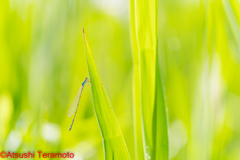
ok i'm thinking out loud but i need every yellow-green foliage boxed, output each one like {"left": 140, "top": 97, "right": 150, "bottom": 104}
{"left": 1, "top": 0, "right": 240, "bottom": 160}
{"left": 83, "top": 30, "right": 130, "bottom": 160}
{"left": 131, "top": 0, "right": 169, "bottom": 159}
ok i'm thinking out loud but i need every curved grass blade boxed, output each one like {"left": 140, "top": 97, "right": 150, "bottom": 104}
{"left": 83, "top": 29, "right": 130, "bottom": 160}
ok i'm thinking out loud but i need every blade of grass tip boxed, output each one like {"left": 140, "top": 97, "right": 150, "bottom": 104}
{"left": 130, "top": 0, "right": 144, "bottom": 159}
{"left": 83, "top": 28, "right": 130, "bottom": 160}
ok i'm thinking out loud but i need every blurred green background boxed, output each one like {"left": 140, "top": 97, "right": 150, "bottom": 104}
{"left": 0, "top": 0, "right": 240, "bottom": 160}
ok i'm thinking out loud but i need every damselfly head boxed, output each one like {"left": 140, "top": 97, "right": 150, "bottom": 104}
{"left": 85, "top": 77, "right": 91, "bottom": 84}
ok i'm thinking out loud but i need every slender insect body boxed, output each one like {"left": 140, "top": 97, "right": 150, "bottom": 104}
{"left": 68, "top": 77, "right": 89, "bottom": 131}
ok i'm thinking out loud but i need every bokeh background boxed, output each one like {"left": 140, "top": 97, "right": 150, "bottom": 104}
{"left": 0, "top": 0, "right": 240, "bottom": 160}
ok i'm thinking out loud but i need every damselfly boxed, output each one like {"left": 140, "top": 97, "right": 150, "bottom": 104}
{"left": 68, "top": 77, "right": 89, "bottom": 131}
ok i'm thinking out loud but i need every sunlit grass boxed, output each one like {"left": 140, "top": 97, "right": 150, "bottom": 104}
{"left": 83, "top": 29, "right": 130, "bottom": 160}
{"left": 1, "top": 0, "right": 240, "bottom": 160}
{"left": 131, "top": 0, "right": 169, "bottom": 159}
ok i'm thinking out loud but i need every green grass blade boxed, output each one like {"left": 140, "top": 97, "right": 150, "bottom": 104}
{"left": 134, "top": 0, "right": 169, "bottom": 159}
{"left": 83, "top": 29, "right": 130, "bottom": 160}
{"left": 152, "top": 54, "right": 169, "bottom": 160}
{"left": 130, "top": 0, "right": 144, "bottom": 159}
{"left": 135, "top": 0, "right": 158, "bottom": 158}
